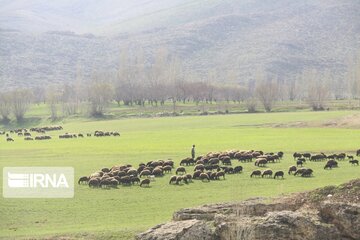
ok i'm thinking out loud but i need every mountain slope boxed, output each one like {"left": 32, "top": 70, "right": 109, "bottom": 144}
{"left": 0, "top": 0, "right": 359, "bottom": 89}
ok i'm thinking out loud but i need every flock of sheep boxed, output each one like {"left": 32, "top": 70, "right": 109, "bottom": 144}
{"left": 78, "top": 149, "right": 359, "bottom": 189}
{"left": 1, "top": 126, "right": 120, "bottom": 141}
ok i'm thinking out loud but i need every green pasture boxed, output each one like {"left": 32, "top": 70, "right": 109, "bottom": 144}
{"left": 0, "top": 111, "right": 359, "bottom": 239}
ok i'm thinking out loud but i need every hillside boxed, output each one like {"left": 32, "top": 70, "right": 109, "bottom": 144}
{"left": 0, "top": 0, "right": 360, "bottom": 89}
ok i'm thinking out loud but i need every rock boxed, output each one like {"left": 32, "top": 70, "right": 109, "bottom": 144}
{"left": 215, "top": 211, "right": 342, "bottom": 240}
{"left": 319, "top": 202, "right": 360, "bottom": 240}
{"left": 137, "top": 179, "right": 360, "bottom": 240}
{"left": 135, "top": 219, "right": 216, "bottom": 240}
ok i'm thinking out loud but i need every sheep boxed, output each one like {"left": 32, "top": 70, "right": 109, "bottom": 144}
{"left": 301, "top": 168, "right": 313, "bottom": 177}
{"left": 169, "top": 175, "right": 177, "bottom": 184}
{"left": 78, "top": 176, "right": 89, "bottom": 184}
{"left": 194, "top": 164, "right": 205, "bottom": 172}
{"left": 6, "top": 137, "right": 14, "bottom": 142}
{"left": 199, "top": 173, "right": 210, "bottom": 182}
{"left": 296, "top": 160, "right": 304, "bottom": 167}
{"left": 261, "top": 169, "right": 273, "bottom": 178}
{"left": 24, "top": 137, "right": 33, "bottom": 141}
{"left": 293, "top": 152, "right": 302, "bottom": 160}
{"left": 255, "top": 159, "right": 267, "bottom": 167}
{"left": 233, "top": 166, "right": 243, "bottom": 174}
{"left": 175, "top": 167, "right": 186, "bottom": 175}
{"left": 152, "top": 168, "right": 163, "bottom": 177}
{"left": 140, "top": 179, "right": 150, "bottom": 187}
{"left": 288, "top": 166, "right": 297, "bottom": 175}
{"left": 250, "top": 170, "right": 261, "bottom": 177}
{"left": 163, "top": 165, "right": 172, "bottom": 173}
{"left": 193, "top": 170, "right": 202, "bottom": 180}
{"left": 216, "top": 171, "right": 225, "bottom": 180}
{"left": 176, "top": 176, "right": 184, "bottom": 185}
{"left": 274, "top": 171, "right": 284, "bottom": 179}
{"left": 130, "top": 176, "right": 140, "bottom": 184}
{"left": 349, "top": 159, "right": 359, "bottom": 165}
{"left": 88, "top": 178, "right": 100, "bottom": 187}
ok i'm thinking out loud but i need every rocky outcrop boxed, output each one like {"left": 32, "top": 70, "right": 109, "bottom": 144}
{"left": 137, "top": 179, "right": 360, "bottom": 240}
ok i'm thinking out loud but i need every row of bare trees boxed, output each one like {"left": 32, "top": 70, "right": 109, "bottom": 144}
{"left": 1, "top": 50, "right": 359, "bottom": 122}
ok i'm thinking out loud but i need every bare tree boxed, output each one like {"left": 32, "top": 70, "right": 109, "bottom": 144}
{"left": 305, "top": 70, "right": 329, "bottom": 111}
{"left": 11, "top": 89, "right": 33, "bottom": 121}
{"left": 0, "top": 92, "right": 12, "bottom": 122}
{"left": 87, "top": 81, "right": 113, "bottom": 117}
{"left": 46, "top": 87, "right": 61, "bottom": 121}
{"left": 256, "top": 77, "right": 278, "bottom": 112}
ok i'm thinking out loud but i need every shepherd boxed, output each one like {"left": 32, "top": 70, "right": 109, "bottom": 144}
{"left": 191, "top": 145, "right": 196, "bottom": 159}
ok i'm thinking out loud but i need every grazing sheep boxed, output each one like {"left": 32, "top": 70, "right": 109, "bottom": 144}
{"left": 233, "top": 166, "right": 243, "bottom": 174}
{"left": 301, "top": 168, "right": 313, "bottom": 177}
{"left": 261, "top": 169, "right": 273, "bottom": 178}
{"left": 175, "top": 167, "right": 186, "bottom": 175}
{"left": 185, "top": 174, "right": 192, "bottom": 182}
{"left": 349, "top": 160, "right": 359, "bottom": 165}
{"left": 152, "top": 168, "right": 163, "bottom": 177}
{"left": 347, "top": 155, "right": 354, "bottom": 160}
{"left": 194, "top": 164, "right": 205, "bottom": 172}
{"left": 294, "top": 168, "right": 307, "bottom": 176}
{"left": 176, "top": 176, "right": 184, "bottom": 185}
{"left": 130, "top": 176, "right": 140, "bottom": 184}
{"left": 180, "top": 157, "right": 191, "bottom": 166}
{"left": 274, "top": 171, "right": 284, "bottom": 179}
{"left": 250, "top": 170, "right": 261, "bottom": 178}
{"left": 169, "top": 175, "right": 177, "bottom": 184}
{"left": 109, "top": 178, "right": 119, "bottom": 188}
{"left": 296, "top": 160, "right": 304, "bottom": 167}
{"left": 326, "top": 160, "right": 338, "bottom": 168}
{"left": 140, "top": 179, "right": 150, "bottom": 187}
{"left": 288, "top": 166, "right": 297, "bottom": 175}
{"left": 303, "top": 153, "right": 311, "bottom": 159}
{"left": 100, "top": 179, "right": 111, "bottom": 188}
{"left": 24, "top": 137, "right": 33, "bottom": 141}
{"left": 6, "top": 137, "right": 14, "bottom": 142}
{"left": 163, "top": 165, "right": 172, "bottom": 173}
{"left": 357, "top": 149, "right": 360, "bottom": 156}
{"left": 255, "top": 159, "right": 267, "bottom": 167}
{"left": 139, "top": 169, "right": 151, "bottom": 177}
{"left": 119, "top": 176, "right": 131, "bottom": 185}
{"left": 88, "top": 178, "right": 100, "bottom": 187}
{"left": 193, "top": 170, "right": 202, "bottom": 180}
{"left": 199, "top": 173, "right": 210, "bottom": 182}
{"left": 293, "top": 152, "right": 302, "bottom": 160}
{"left": 216, "top": 171, "right": 225, "bottom": 180}
{"left": 78, "top": 176, "right": 89, "bottom": 184}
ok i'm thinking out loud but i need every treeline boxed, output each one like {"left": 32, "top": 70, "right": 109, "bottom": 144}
{"left": 1, "top": 50, "right": 360, "bottom": 122}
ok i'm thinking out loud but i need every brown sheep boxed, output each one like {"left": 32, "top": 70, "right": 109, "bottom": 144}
{"left": 194, "top": 164, "right": 205, "bottom": 172}
{"left": 163, "top": 165, "right": 172, "bottom": 173}
{"left": 261, "top": 169, "right": 273, "bottom": 178}
{"left": 88, "top": 178, "right": 100, "bottom": 187}
{"left": 255, "top": 159, "right": 267, "bottom": 167}
{"left": 176, "top": 176, "right": 184, "bottom": 185}
{"left": 169, "top": 175, "right": 177, "bottom": 184}
{"left": 250, "top": 170, "right": 261, "bottom": 177}
{"left": 233, "top": 166, "right": 243, "bottom": 174}
{"left": 193, "top": 170, "right": 202, "bottom": 179}
{"left": 216, "top": 171, "right": 225, "bottom": 180}
{"left": 274, "top": 171, "right": 284, "bottom": 179}
{"left": 288, "top": 166, "right": 297, "bottom": 175}
{"left": 139, "top": 169, "right": 151, "bottom": 178}
{"left": 140, "top": 179, "right": 150, "bottom": 187}
{"left": 176, "top": 167, "right": 186, "bottom": 175}
{"left": 301, "top": 168, "right": 313, "bottom": 177}
{"left": 78, "top": 176, "right": 89, "bottom": 184}
{"left": 349, "top": 160, "right": 359, "bottom": 165}
{"left": 152, "top": 168, "right": 163, "bottom": 177}
{"left": 199, "top": 173, "right": 210, "bottom": 182}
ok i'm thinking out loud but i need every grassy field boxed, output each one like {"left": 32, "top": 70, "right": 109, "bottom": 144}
{"left": 0, "top": 111, "right": 360, "bottom": 239}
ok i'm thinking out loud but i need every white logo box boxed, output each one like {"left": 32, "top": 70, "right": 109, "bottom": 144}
{"left": 3, "top": 167, "right": 74, "bottom": 198}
